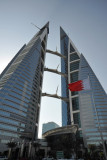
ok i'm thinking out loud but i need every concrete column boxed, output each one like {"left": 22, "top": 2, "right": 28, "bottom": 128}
{"left": 20, "top": 140, "right": 24, "bottom": 157}
{"left": 28, "top": 142, "right": 32, "bottom": 158}
{"left": 8, "top": 148, "right": 11, "bottom": 159}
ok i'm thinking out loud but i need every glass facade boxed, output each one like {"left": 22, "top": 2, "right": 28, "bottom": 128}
{"left": 70, "top": 71, "right": 78, "bottom": 83}
{"left": 69, "top": 45, "right": 81, "bottom": 130}
{"left": 70, "top": 53, "right": 80, "bottom": 61}
{"left": 60, "top": 27, "right": 71, "bottom": 126}
{"left": 42, "top": 122, "right": 59, "bottom": 134}
{"left": 60, "top": 27, "right": 107, "bottom": 147}
{"left": 79, "top": 54, "right": 107, "bottom": 146}
{"left": 72, "top": 97, "right": 79, "bottom": 111}
{"left": 70, "top": 61, "right": 79, "bottom": 72}
{"left": 0, "top": 23, "right": 49, "bottom": 150}
{"left": 73, "top": 112, "right": 81, "bottom": 128}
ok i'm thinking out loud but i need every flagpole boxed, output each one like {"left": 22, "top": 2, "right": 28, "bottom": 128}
{"left": 88, "top": 74, "right": 107, "bottom": 160}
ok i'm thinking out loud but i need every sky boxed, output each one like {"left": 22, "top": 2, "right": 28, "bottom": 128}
{"left": 0, "top": 0, "right": 107, "bottom": 138}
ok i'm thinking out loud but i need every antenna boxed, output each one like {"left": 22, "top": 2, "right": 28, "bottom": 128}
{"left": 56, "top": 46, "right": 58, "bottom": 52}
{"left": 56, "top": 85, "right": 59, "bottom": 95}
{"left": 56, "top": 64, "right": 60, "bottom": 70}
{"left": 31, "top": 23, "right": 41, "bottom": 30}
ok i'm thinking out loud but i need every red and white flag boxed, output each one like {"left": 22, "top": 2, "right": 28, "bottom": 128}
{"left": 68, "top": 78, "right": 90, "bottom": 91}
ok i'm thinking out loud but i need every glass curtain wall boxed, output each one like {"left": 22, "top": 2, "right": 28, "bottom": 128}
{"left": 60, "top": 27, "right": 71, "bottom": 126}
{"left": 0, "top": 23, "right": 49, "bottom": 151}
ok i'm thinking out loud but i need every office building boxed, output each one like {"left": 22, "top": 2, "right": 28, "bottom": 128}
{"left": 0, "top": 22, "right": 49, "bottom": 151}
{"left": 60, "top": 27, "right": 107, "bottom": 146}
{"left": 42, "top": 122, "right": 60, "bottom": 135}
{"left": 0, "top": 22, "right": 107, "bottom": 150}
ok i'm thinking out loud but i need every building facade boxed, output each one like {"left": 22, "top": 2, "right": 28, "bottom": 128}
{"left": 42, "top": 122, "right": 60, "bottom": 135}
{"left": 60, "top": 27, "right": 71, "bottom": 126}
{"left": 0, "top": 23, "right": 49, "bottom": 151}
{"left": 60, "top": 27, "right": 107, "bottom": 146}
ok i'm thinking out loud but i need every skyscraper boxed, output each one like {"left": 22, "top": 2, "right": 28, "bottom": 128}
{"left": 60, "top": 27, "right": 107, "bottom": 146}
{"left": 0, "top": 22, "right": 49, "bottom": 151}
{"left": 0, "top": 22, "right": 107, "bottom": 151}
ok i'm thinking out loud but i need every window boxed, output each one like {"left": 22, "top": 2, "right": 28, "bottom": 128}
{"left": 73, "top": 112, "right": 81, "bottom": 127}
{"left": 70, "top": 72, "right": 78, "bottom": 83}
{"left": 0, "top": 105, "right": 26, "bottom": 117}
{"left": 70, "top": 53, "right": 80, "bottom": 62}
{"left": 71, "top": 91, "right": 78, "bottom": 96}
{"left": 72, "top": 97, "right": 79, "bottom": 111}
{"left": 0, "top": 130, "right": 19, "bottom": 138}
{"left": 70, "top": 44, "right": 75, "bottom": 53}
{"left": 70, "top": 61, "right": 79, "bottom": 72}
{"left": 0, "top": 123, "right": 24, "bottom": 132}
{"left": 0, "top": 117, "right": 25, "bottom": 127}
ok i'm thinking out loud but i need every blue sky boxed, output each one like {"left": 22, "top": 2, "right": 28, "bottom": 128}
{"left": 0, "top": 0, "right": 107, "bottom": 137}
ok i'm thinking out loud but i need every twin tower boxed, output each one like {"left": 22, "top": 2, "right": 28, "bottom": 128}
{"left": 0, "top": 22, "right": 107, "bottom": 151}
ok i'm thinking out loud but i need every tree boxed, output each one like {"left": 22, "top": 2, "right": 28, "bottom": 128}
{"left": 46, "top": 133, "right": 76, "bottom": 159}
{"left": 88, "top": 144, "right": 96, "bottom": 152}
{"left": 88, "top": 144, "right": 97, "bottom": 159}
{"left": 33, "top": 141, "right": 41, "bottom": 157}
{"left": 7, "top": 141, "right": 17, "bottom": 159}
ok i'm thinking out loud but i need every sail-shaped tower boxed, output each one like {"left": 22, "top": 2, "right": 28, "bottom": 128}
{"left": 60, "top": 27, "right": 107, "bottom": 146}
{"left": 0, "top": 22, "right": 49, "bottom": 151}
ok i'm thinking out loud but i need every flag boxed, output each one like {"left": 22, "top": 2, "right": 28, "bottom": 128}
{"left": 68, "top": 78, "right": 90, "bottom": 91}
